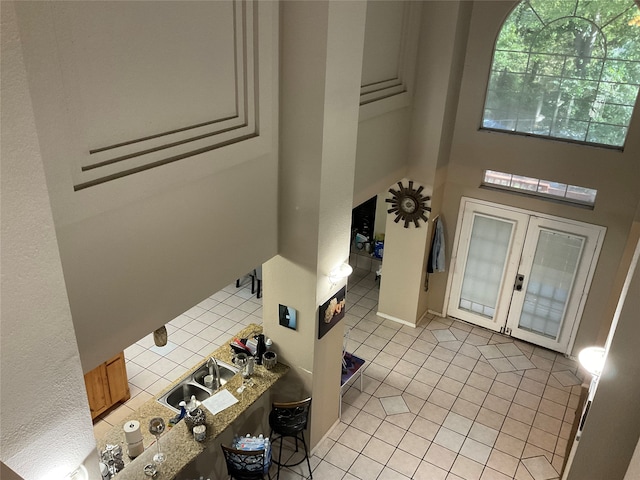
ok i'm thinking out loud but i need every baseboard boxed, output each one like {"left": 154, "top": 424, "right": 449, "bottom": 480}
{"left": 377, "top": 309, "right": 446, "bottom": 328}
{"left": 311, "top": 417, "right": 340, "bottom": 456}
{"left": 376, "top": 311, "right": 417, "bottom": 328}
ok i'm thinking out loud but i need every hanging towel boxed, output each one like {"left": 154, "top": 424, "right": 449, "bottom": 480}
{"left": 427, "top": 217, "right": 446, "bottom": 273}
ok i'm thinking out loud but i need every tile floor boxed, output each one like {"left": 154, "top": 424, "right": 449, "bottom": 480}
{"left": 93, "top": 267, "right": 584, "bottom": 480}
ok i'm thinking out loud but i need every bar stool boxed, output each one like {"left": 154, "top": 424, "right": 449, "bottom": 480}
{"left": 235, "top": 267, "right": 262, "bottom": 299}
{"left": 268, "top": 398, "right": 312, "bottom": 480}
{"left": 221, "top": 444, "right": 272, "bottom": 480}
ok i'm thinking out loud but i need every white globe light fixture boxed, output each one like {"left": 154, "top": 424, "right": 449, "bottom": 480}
{"left": 578, "top": 346, "right": 607, "bottom": 377}
{"left": 329, "top": 263, "right": 353, "bottom": 285}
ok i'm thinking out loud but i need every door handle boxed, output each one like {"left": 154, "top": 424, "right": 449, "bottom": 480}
{"left": 514, "top": 274, "right": 525, "bottom": 291}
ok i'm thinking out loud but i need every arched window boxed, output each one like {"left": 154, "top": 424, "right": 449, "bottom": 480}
{"left": 482, "top": 0, "right": 640, "bottom": 148}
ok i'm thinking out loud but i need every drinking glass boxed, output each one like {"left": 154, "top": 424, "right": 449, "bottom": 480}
{"left": 148, "top": 417, "right": 166, "bottom": 464}
{"left": 234, "top": 354, "right": 249, "bottom": 401}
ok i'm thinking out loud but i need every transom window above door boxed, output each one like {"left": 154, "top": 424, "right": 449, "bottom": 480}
{"left": 482, "top": 0, "right": 640, "bottom": 148}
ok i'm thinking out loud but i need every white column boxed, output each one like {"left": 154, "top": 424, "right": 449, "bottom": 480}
{"left": 263, "top": 0, "right": 366, "bottom": 448}
{"left": 377, "top": 192, "right": 432, "bottom": 326}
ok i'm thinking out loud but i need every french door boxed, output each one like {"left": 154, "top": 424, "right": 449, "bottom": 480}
{"left": 447, "top": 199, "right": 605, "bottom": 353}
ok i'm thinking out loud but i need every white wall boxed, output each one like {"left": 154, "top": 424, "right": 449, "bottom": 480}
{"left": 567, "top": 235, "right": 640, "bottom": 479}
{"left": 1, "top": 4, "right": 98, "bottom": 478}
{"left": 624, "top": 438, "right": 640, "bottom": 480}
{"left": 14, "top": 1, "right": 280, "bottom": 371}
{"left": 354, "top": 108, "right": 411, "bottom": 207}
{"left": 374, "top": 1, "right": 472, "bottom": 325}
{"left": 407, "top": 1, "right": 471, "bottom": 185}
{"left": 353, "top": 1, "right": 422, "bottom": 207}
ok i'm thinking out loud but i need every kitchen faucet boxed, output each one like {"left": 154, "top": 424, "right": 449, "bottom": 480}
{"left": 207, "top": 357, "right": 220, "bottom": 390}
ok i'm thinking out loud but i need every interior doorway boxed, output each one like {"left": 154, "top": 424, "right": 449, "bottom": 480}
{"left": 351, "top": 195, "right": 377, "bottom": 254}
{"left": 349, "top": 195, "right": 385, "bottom": 274}
{"left": 446, "top": 198, "right": 606, "bottom": 354}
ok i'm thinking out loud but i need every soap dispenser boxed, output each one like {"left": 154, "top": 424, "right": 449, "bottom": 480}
{"left": 184, "top": 395, "right": 206, "bottom": 432}
{"left": 168, "top": 401, "right": 187, "bottom": 428}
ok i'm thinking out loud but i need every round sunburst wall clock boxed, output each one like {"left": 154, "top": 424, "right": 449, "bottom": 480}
{"left": 386, "top": 180, "right": 431, "bottom": 228}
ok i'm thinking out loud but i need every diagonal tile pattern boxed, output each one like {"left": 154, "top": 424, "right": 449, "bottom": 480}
{"left": 92, "top": 264, "right": 583, "bottom": 480}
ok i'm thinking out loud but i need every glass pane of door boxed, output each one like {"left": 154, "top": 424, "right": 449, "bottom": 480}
{"left": 448, "top": 199, "right": 605, "bottom": 353}
{"left": 507, "top": 215, "right": 604, "bottom": 353}
{"left": 518, "top": 229, "right": 585, "bottom": 339}
{"left": 459, "top": 215, "right": 514, "bottom": 318}
{"left": 447, "top": 200, "right": 529, "bottom": 332}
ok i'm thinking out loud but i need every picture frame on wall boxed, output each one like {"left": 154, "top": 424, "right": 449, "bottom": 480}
{"left": 279, "top": 304, "right": 297, "bottom": 330}
{"left": 318, "top": 286, "right": 346, "bottom": 339}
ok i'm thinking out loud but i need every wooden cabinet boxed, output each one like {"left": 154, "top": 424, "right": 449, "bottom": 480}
{"left": 84, "top": 352, "right": 130, "bottom": 420}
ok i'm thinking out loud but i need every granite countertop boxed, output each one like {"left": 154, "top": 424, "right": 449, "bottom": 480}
{"left": 98, "top": 324, "right": 288, "bottom": 480}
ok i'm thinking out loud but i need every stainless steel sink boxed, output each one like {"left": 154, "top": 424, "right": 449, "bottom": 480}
{"left": 192, "top": 361, "right": 238, "bottom": 388}
{"left": 157, "top": 359, "right": 239, "bottom": 412}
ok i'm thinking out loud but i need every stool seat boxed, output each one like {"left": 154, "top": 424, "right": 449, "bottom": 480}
{"left": 268, "top": 398, "right": 312, "bottom": 479}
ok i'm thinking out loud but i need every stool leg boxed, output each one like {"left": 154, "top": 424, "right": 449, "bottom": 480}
{"left": 275, "top": 435, "right": 283, "bottom": 480}
{"left": 300, "top": 433, "right": 312, "bottom": 479}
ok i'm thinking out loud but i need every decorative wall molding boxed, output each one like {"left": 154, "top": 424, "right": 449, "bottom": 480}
{"left": 359, "top": 1, "right": 421, "bottom": 110}
{"left": 53, "top": 1, "right": 261, "bottom": 191}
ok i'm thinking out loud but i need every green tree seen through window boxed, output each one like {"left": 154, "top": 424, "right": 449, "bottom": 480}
{"left": 483, "top": 0, "right": 640, "bottom": 148}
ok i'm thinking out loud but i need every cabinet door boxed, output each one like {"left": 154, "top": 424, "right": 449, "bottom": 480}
{"left": 106, "top": 352, "right": 130, "bottom": 404}
{"left": 84, "top": 364, "right": 110, "bottom": 419}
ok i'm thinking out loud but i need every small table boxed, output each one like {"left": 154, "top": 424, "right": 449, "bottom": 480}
{"left": 340, "top": 352, "right": 366, "bottom": 418}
